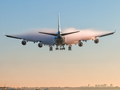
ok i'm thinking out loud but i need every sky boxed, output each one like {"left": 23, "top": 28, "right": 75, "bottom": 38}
{"left": 0, "top": 0, "right": 120, "bottom": 87}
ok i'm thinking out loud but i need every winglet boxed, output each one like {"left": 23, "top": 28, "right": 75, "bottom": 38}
{"left": 3, "top": 32, "right": 6, "bottom": 36}
{"left": 114, "top": 29, "right": 116, "bottom": 33}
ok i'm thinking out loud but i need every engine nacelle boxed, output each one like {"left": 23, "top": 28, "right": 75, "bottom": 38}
{"left": 38, "top": 43, "right": 43, "bottom": 48}
{"left": 21, "top": 40, "right": 26, "bottom": 45}
{"left": 78, "top": 42, "right": 83, "bottom": 47}
{"left": 94, "top": 39, "right": 99, "bottom": 44}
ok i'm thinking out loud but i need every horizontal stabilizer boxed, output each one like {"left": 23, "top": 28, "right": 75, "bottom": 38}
{"left": 61, "top": 31, "right": 80, "bottom": 36}
{"left": 38, "top": 31, "right": 80, "bottom": 36}
{"left": 38, "top": 32, "right": 58, "bottom": 36}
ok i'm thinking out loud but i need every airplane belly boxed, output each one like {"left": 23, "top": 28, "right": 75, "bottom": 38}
{"left": 44, "top": 37, "right": 55, "bottom": 45}
{"left": 65, "top": 35, "right": 79, "bottom": 45}
{"left": 39, "top": 36, "right": 55, "bottom": 45}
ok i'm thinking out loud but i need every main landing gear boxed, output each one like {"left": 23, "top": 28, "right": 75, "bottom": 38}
{"left": 49, "top": 45, "right": 72, "bottom": 51}
{"left": 55, "top": 45, "right": 65, "bottom": 50}
{"left": 68, "top": 46, "right": 72, "bottom": 51}
{"left": 49, "top": 46, "right": 53, "bottom": 51}
{"left": 56, "top": 45, "right": 72, "bottom": 51}
{"left": 60, "top": 46, "right": 65, "bottom": 50}
{"left": 56, "top": 45, "right": 59, "bottom": 50}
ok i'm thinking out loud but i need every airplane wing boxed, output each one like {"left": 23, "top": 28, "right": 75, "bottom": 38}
{"left": 4, "top": 32, "right": 55, "bottom": 44}
{"left": 65, "top": 30, "right": 116, "bottom": 45}
{"left": 4, "top": 34, "right": 23, "bottom": 39}
{"left": 95, "top": 30, "right": 116, "bottom": 38}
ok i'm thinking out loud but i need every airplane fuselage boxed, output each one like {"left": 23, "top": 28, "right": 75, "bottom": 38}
{"left": 4, "top": 14, "right": 115, "bottom": 51}
{"left": 54, "top": 32, "right": 65, "bottom": 45}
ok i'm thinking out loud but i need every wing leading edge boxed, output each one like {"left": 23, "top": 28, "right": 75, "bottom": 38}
{"left": 4, "top": 34, "right": 23, "bottom": 39}
{"left": 95, "top": 30, "right": 116, "bottom": 38}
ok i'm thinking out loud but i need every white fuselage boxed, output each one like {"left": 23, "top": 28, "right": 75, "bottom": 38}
{"left": 13, "top": 29, "right": 112, "bottom": 45}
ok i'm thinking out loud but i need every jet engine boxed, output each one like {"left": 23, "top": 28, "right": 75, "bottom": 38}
{"left": 94, "top": 39, "right": 99, "bottom": 44}
{"left": 21, "top": 40, "right": 26, "bottom": 45}
{"left": 38, "top": 43, "right": 43, "bottom": 48}
{"left": 78, "top": 42, "right": 83, "bottom": 47}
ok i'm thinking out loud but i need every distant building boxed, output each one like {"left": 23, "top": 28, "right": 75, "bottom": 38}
{"left": 95, "top": 84, "right": 107, "bottom": 87}
{"left": 44, "top": 88, "right": 48, "bottom": 90}
{"left": 110, "top": 84, "right": 113, "bottom": 87}
{"left": 0, "top": 87, "right": 3, "bottom": 90}
{"left": 102, "top": 84, "right": 107, "bottom": 87}
{"left": 88, "top": 84, "right": 90, "bottom": 87}
{"left": 95, "top": 85, "right": 97, "bottom": 87}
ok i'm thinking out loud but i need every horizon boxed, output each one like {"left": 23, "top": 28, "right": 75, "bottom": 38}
{"left": 0, "top": 84, "right": 119, "bottom": 88}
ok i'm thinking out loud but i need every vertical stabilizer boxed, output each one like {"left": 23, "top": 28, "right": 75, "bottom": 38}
{"left": 58, "top": 13, "right": 61, "bottom": 32}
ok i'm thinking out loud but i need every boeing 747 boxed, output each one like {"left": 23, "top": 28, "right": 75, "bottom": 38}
{"left": 4, "top": 14, "right": 115, "bottom": 51}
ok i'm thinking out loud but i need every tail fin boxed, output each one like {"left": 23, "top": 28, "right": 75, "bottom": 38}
{"left": 58, "top": 13, "right": 61, "bottom": 32}
{"left": 38, "top": 14, "right": 80, "bottom": 36}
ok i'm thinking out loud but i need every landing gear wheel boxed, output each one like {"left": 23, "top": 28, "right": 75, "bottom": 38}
{"left": 68, "top": 46, "right": 72, "bottom": 51}
{"left": 63, "top": 48, "right": 65, "bottom": 50}
{"left": 56, "top": 45, "right": 59, "bottom": 50}
{"left": 94, "top": 39, "right": 99, "bottom": 44}
{"left": 78, "top": 42, "right": 83, "bottom": 47}
{"left": 60, "top": 46, "right": 62, "bottom": 50}
{"left": 49, "top": 46, "right": 53, "bottom": 51}
{"left": 56, "top": 47, "right": 59, "bottom": 50}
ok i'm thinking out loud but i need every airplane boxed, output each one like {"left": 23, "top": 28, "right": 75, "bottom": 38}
{"left": 4, "top": 14, "right": 115, "bottom": 51}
